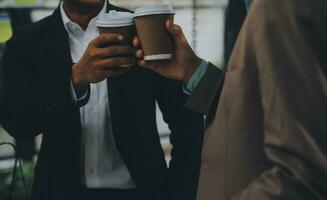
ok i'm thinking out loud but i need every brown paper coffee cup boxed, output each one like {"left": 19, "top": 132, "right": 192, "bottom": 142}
{"left": 98, "top": 25, "right": 135, "bottom": 46}
{"left": 134, "top": 5, "right": 175, "bottom": 61}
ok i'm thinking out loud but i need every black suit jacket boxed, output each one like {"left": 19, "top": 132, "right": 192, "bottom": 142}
{"left": 0, "top": 4, "right": 204, "bottom": 200}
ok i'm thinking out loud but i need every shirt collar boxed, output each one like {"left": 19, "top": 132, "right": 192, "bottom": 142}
{"left": 60, "top": 1, "right": 107, "bottom": 33}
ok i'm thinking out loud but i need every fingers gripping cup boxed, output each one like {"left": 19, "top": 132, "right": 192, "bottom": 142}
{"left": 134, "top": 5, "right": 175, "bottom": 61}
{"left": 96, "top": 10, "right": 135, "bottom": 45}
{"left": 96, "top": 11, "right": 135, "bottom": 68}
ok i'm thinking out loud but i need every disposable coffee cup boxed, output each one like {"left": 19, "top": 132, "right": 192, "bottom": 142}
{"left": 96, "top": 11, "right": 135, "bottom": 68}
{"left": 96, "top": 10, "right": 135, "bottom": 45}
{"left": 134, "top": 5, "right": 175, "bottom": 61}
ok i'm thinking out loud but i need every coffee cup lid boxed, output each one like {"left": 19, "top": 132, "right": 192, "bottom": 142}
{"left": 96, "top": 10, "right": 134, "bottom": 27}
{"left": 134, "top": 4, "right": 175, "bottom": 17}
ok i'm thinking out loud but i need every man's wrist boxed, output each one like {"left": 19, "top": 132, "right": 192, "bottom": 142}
{"left": 69, "top": 78, "right": 90, "bottom": 105}
{"left": 184, "top": 59, "right": 209, "bottom": 95}
{"left": 71, "top": 64, "right": 88, "bottom": 87}
{"left": 71, "top": 64, "right": 90, "bottom": 98}
{"left": 184, "top": 56, "right": 202, "bottom": 82}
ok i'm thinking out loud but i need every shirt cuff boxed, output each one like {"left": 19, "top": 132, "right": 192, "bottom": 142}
{"left": 70, "top": 79, "right": 89, "bottom": 103}
{"left": 183, "top": 59, "right": 209, "bottom": 95}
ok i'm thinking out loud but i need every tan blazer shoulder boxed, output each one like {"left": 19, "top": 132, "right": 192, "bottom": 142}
{"left": 195, "top": 0, "right": 327, "bottom": 199}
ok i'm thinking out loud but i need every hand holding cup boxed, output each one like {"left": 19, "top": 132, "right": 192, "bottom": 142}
{"left": 134, "top": 20, "right": 202, "bottom": 82}
{"left": 72, "top": 11, "right": 136, "bottom": 87}
{"left": 72, "top": 33, "right": 134, "bottom": 86}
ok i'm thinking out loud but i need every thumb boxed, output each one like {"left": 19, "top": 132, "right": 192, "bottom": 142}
{"left": 166, "top": 20, "right": 188, "bottom": 46}
{"left": 138, "top": 60, "right": 157, "bottom": 71}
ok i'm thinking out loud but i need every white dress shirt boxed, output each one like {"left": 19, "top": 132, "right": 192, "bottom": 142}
{"left": 60, "top": 2, "right": 135, "bottom": 189}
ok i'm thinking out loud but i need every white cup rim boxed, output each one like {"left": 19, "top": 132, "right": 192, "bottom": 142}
{"left": 134, "top": 5, "right": 175, "bottom": 18}
{"left": 96, "top": 10, "right": 134, "bottom": 27}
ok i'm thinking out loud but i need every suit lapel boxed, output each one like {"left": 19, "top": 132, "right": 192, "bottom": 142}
{"left": 42, "top": 1, "right": 119, "bottom": 76}
{"left": 106, "top": 2, "right": 125, "bottom": 125}
{"left": 42, "top": 8, "right": 73, "bottom": 76}
{"left": 40, "top": 8, "right": 82, "bottom": 192}
{"left": 42, "top": 8, "right": 82, "bottom": 136}
{"left": 42, "top": 1, "right": 116, "bottom": 75}
{"left": 42, "top": 3, "right": 127, "bottom": 134}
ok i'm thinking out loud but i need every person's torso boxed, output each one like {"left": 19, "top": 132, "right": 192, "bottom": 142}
{"left": 198, "top": 0, "right": 269, "bottom": 197}
{"left": 60, "top": 2, "right": 135, "bottom": 189}
{"left": 197, "top": 63, "right": 270, "bottom": 199}
{"left": 15, "top": 7, "right": 169, "bottom": 200}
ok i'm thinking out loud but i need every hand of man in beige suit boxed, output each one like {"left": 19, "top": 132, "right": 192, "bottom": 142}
{"left": 134, "top": 20, "right": 225, "bottom": 115}
{"left": 133, "top": 20, "right": 202, "bottom": 82}
{"left": 136, "top": 0, "right": 327, "bottom": 200}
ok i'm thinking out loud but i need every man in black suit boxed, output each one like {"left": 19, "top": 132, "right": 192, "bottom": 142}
{"left": 0, "top": 1, "right": 204, "bottom": 200}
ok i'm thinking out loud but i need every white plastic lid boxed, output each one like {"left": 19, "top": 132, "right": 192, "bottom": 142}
{"left": 96, "top": 10, "right": 134, "bottom": 27}
{"left": 134, "top": 4, "right": 175, "bottom": 17}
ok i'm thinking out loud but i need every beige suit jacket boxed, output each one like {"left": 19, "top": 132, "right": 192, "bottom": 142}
{"left": 186, "top": 0, "right": 327, "bottom": 199}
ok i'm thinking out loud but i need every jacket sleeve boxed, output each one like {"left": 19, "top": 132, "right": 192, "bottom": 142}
{"left": 231, "top": 0, "right": 327, "bottom": 199}
{"left": 0, "top": 34, "right": 76, "bottom": 139}
{"left": 154, "top": 72, "right": 204, "bottom": 200}
{"left": 185, "top": 63, "right": 225, "bottom": 115}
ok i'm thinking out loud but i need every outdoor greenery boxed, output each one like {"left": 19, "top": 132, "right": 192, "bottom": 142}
{"left": 0, "top": 161, "right": 35, "bottom": 200}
